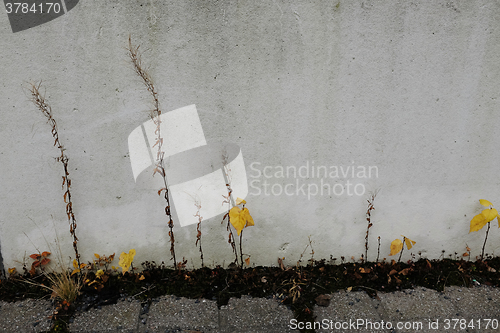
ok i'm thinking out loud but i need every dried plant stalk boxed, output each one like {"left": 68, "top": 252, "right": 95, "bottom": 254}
{"left": 194, "top": 200, "right": 204, "bottom": 267}
{"left": 221, "top": 153, "right": 239, "bottom": 267}
{"left": 376, "top": 236, "right": 381, "bottom": 263}
{"left": 28, "top": 82, "right": 81, "bottom": 266}
{"left": 364, "top": 191, "right": 378, "bottom": 262}
{"left": 127, "top": 36, "right": 177, "bottom": 267}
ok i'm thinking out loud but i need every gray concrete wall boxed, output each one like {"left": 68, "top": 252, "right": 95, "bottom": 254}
{"left": 1, "top": 0, "right": 499, "bottom": 271}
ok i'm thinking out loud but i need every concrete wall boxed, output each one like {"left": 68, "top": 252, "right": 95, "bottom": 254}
{"left": 1, "top": 0, "right": 500, "bottom": 271}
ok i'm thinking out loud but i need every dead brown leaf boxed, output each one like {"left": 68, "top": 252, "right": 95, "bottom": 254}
{"left": 315, "top": 294, "right": 331, "bottom": 307}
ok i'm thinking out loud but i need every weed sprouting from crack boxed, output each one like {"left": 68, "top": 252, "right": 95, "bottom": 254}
{"left": 221, "top": 151, "right": 239, "bottom": 267}
{"left": 127, "top": 36, "right": 177, "bottom": 268}
{"left": 364, "top": 190, "right": 378, "bottom": 263}
{"left": 28, "top": 82, "right": 81, "bottom": 267}
{"left": 194, "top": 198, "right": 204, "bottom": 267}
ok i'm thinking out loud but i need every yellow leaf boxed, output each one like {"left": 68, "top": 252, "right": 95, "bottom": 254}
{"left": 8, "top": 268, "right": 16, "bottom": 275}
{"left": 94, "top": 253, "right": 100, "bottom": 259}
{"left": 229, "top": 207, "right": 244, "bottom": 235}
{"left": 483, "top": 208, "right": 498, "bottom": 222}
{"left": 71, "top": 269, "right": 80, "bottom": 276}
{"left": 479, "top": 199, "right": 493, "bottom": 207}
{"left": 242, "top": 208, "right": 254, "bottom": 227}
{"left": 72, "top": 259, "right": 78, "bottom": 269}
{"left": 470, "top": 213, "right": 488, "bottom": 232}
{"left": 139, "top": 274, "right": 145, "bottom": 280}
{"left": 402, "top": 236, "right": 416, "bottom": 250}
{"left": 229, "top": 207, "right": 254, "bottom": 235}
{"left": 470, "top": 208, "right": 498, "bottom": 233}
{"left": 245, "top": 257, "right": 251, "bottom": 266}
{"left": 118, "top": 249, "right": 136, "bottom": 275}
{"left": 235, "top": 197, "right": 246, "bottom": 205}
{"left": 96, "top": 269, "right": 104, "bottom": 278}
{"left": 389, "top": 239, "right": 403, "bottom": 256}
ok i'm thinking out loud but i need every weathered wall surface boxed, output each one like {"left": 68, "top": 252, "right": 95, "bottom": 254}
{"left": 1, "top": 0, "right": 500, "bottom": 270}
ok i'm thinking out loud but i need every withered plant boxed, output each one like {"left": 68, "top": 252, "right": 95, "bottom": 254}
{"left": 193, "top": 199, "right": 204, "bottom": 267}
{"left": 296, "top": 236, "right": 315, "bottom": 267}
{"left": 28, "top": 82, "right": 81, "bottom": 267}
{"left": 21, "top": 232, "right": 84, "bottom": 328}
{"left": 127, "top": 36, "right": 177, "bottom": 268}
{"left": 376, "top": 236, "right": 381, "bottom": 263}
{"left": 364, "top": 190, "right": 378, "bottom": 262}
{"left": 221, "top": 152, "right": 240, "bottom": 267}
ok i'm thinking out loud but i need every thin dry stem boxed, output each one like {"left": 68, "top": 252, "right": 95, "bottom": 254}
{"left": 221, "top": 153, "right": 239, "bottom": 266}
{"left": 376, "top": 236, "right": 381, "bottom": 263}
{"left": 128, "top": 36, "right": 177, "bottom": 268}
{"left": 194, "top": 200, "right": 204, "bottom": 267}
{"left": 364, "top": 191, "right": 378, "bottom": 262}
{"left": 398, "top": 237, "right": 405, "bottom": 263}
{"left": 28, "top": 82, "right": 80, "bottom": 267}
{"left": 481, "top": 222, "right": 490, "bottom": 261}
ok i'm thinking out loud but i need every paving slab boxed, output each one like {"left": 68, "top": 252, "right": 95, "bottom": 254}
{"left": 314, "top": 286, "right": 500, "bottom": 333}
{"left": 445, "top": 285, "right": 500, "bottom": 318}
{"left": 69, "top": 299, "right": 142, "bottom": 333}
{"left": 314, "top": 290, "right": 385, "bottom": 333}
{"left": 144, "top": 296, "right": 218, "bottom": 333}
{"left": 377, "top": 287, "right": 460, "bottom": 321}
{"left": 441, "top": 285, "right": 500, "bottom": 333}
{"left": 219, "top": 296, "right": 295, "bottom": 333}
{"left": 0, "top": 299, "right": 53, "bottom": 333}
{"left": 1, "top": 285, "right": 499, "bottom": 332}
